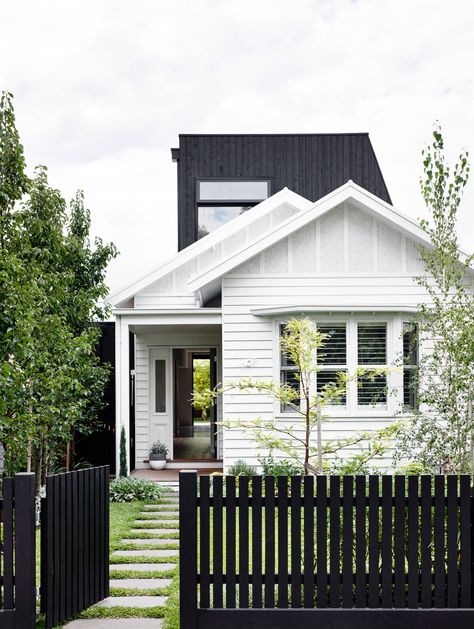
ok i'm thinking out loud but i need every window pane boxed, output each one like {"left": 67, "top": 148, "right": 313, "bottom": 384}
{"left": 198, "top": 205, "right": 252, "bottom": 238}
{"left": 317, "top": 324, "right": 347, "bottom": 364}
{"left": 198, "top": 180, "right": 269, "bottom": 201}
{"left": 358, "top": 323, "right": 387, "bottom": 364}
{"left": 280, "top": 324, "right": 297, "bottom": 367}
{"left": 281, "top": 369, "right": 300, "bottom": 410}
{"left": 317, "top": 370, "right": 346, "bottom": 405}
{"left": 403, "top": 369, "right": 417, "bottom": 408}
{"left": 403, "top": 322, "right": 418, "bottom": 365}
{"left": 358, "top": 373, "right": 387, "bottom": 406}
{"left": 155, "top": 360, "right": 166, "bottom": 413}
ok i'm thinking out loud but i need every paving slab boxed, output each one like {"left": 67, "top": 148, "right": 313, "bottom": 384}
{"left": 110, "top": 562, "right": 177, "bottom": 573}
{"left": 144, "top": 504, "right": 178, "bottom": 510}
{"left": 110, "top": 577, "right": 172, "bottom": 589}
{"left": 135, "top": 518, "right": 179, "bottom": 526}
{"left": 139, "top": 511, "right": 179, "bottom": 518}
{"left": 121, "top": 538, "right": 178, "bottom": 546}
{"left": 64, "top": 620, "right": 162, "bottom": 628}
{"left": 94, "top": 595, "right": 167, "bottom": 608}
{"left": 131, "top": 528, "right": 178, "bottom": 535}
{"left": 113, "top": 549, "right": 179, "bottom": 558}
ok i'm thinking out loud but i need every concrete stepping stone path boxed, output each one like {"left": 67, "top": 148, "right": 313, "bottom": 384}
{"left": 110, "top": 562, "right": 177, "bottom": 573}
{"left": 113, "top": 548, "right": 179, "bottom": 558}
{"left": 110, "top": 578, "right": 172, "bottom": 589}
{"left": 95, "top": 595, "right": 168, "bottom": 608}
{"left": 121, "top": 538, "right": 178, "bottom": 546}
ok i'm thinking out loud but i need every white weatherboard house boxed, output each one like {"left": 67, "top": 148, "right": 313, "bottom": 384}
{"left": 110, "top": 179, "right": 433, "bottom": 474}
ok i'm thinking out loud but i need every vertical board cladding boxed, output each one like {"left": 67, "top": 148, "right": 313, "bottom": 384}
{"left": 176, "top": 134, "right": 391, "bottom": 250}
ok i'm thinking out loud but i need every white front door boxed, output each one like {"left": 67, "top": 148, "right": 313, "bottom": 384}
{"left": 149, "top": 348, "right": 173, "bottom": 459}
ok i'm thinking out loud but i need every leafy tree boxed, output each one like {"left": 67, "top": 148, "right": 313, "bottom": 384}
{"left": 194, "top": 317, "right": 400, "bottom": 475}
{"left": 396, "top": 125, "right": 474, "bottom": 473}
{"left": 192, "top": 358, "right": 211, "bottom": 420}
{"left": 0, "top": 91, "right": 117, "bottom": 488}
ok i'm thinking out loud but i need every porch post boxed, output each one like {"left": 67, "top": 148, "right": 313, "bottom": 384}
{"left": 115, "top": 315, "right": 131, "bottom": 475}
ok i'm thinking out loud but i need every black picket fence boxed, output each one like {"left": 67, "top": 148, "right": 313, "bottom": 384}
{"left": 180, "top": 471, "right": 474, "bottom": 629}
{"left": 40, "top": 466, "right": 110, "bottom": 628}
{"left": 0, "top": 473, "right": 36, "bottom": 629}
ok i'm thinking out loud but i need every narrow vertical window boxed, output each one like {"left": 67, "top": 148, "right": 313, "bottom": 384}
{"left": 279, "top": 324, "right": 300, "bottom": 411}
{"left": 403, "top": 322, "right": 418, "bottom": 409}
{"left": 357, "top": 323, "right": 387, "bottom": 407}
{"left": 316, "top": 324, "right": 347, "bottom": 405}
{"left": 155, "top": 360, "right": 166, "bottom": 413}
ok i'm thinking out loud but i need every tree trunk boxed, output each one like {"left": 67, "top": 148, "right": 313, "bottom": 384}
{"left": 316, "top": 404, "right": 323, "bottom": 474}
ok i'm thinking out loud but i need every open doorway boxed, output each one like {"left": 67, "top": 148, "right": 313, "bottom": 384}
{"left": 173, "top": 349, "right": 217, "bottom": 460}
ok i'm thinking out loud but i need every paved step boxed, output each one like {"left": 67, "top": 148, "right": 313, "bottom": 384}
{"left": 110, "top": 562, "right": 177, "bottom": 573}
{"left": 139, "top": 511, "right": 179, "bottom": 518}
{"left": 131, "top": 528, "right": 178, "bottom": 535}
{"left": 94, "top": 595, "right": 167, "bottom": 608}
{"left": 110, "top": 577, "right": 172, "bottom": 589}
{"left": 64, "top": 620, "right": 162, "bottom": 628}
{"left": 121, "top": 538, "right": 178, "bottom": 546}
{"left": 143, "top": 504, "right": 178, "bottom": 510}
{"left": 135, "top": 519, "right": 179, "bottom": 526}
{"left": 113, "top": 549, "right": 179, "bottom": 558}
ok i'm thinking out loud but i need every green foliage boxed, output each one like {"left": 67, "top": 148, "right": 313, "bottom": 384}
{"left": 259, "top": 455, "right": 303, "bottom": 476}
{"left": 150, "top": 440, "right": 168, "bottom": 456}
{"left": 396, "top": 124, "right": 474, "bottom": 473}
{"left": 119, "top": 426, "right": 128, "bottom": 477}
{"left": 0, "top": 91, "right": 117, "bottom": 486}
{"left": 192, "top": 358, "right": 211, "bottom": 419}
{"left": 227, "top": 459, "right": 257, "bottom": 476}
{"left": 109, "top": 476, "right": 163, "bottom": 502}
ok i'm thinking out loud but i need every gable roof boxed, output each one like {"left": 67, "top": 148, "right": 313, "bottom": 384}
{"left": 110, "top": 187, "right": 312, "bottom": 307}
{"left": 185, "top": 180, "right": 433, "bottom": 293}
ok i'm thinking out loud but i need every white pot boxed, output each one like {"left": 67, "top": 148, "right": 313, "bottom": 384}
{"left": 149, "top": 459, "right": 166, "bottom": 470}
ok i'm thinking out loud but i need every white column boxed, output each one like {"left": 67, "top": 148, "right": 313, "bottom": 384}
{"left": 115, "top": 315, "right": 130, "bottom": 475}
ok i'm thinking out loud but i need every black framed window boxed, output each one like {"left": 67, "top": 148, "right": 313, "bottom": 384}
{"left": 197, "top": 179, "right": 270, "bottom": 239}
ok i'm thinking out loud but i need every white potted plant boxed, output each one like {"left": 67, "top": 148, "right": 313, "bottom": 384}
{"left": 149, "top": 441, "right": 168, "bottom": 470}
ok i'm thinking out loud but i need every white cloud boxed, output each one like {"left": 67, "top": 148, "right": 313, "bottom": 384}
{"left": 2, "top": 0, "right": 473, "bottom": 292}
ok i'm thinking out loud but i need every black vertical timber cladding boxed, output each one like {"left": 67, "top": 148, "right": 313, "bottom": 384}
{"left": 316, "top": 475, "right": 328, "bottom": 608}
{"left": 212, "top": 475, "right": 224, "bottom": 608}
{"left": 342, "top": 476, "right": 353, "bottom": 608}
{"left": 355, "top": 476, "right": 366, "bottom": 608}
{"left": 176, "top": 134, "right": 392, "bottom": 250}
{"left": 277, "top": 477, "right": 289, "bottom": 608}
{"left": 290, "top": 476, "right": 302, "bottom": 608}
{"left": 179, "top": 471, "right": 198, "bottom": 629}
{"left": 303, "top": 475, "right": 314, "bottom": 608}
{"left": 252, "top": 476, "right": 263, "bottom": 608}
{"left": 264, "top": 476, "right": 275, "bottom": 608}
{"left": 200, "top": 476, "right": 211, "bottom": 608}
{"left": 239, "top": 476, "right": 250, "bottom": 608}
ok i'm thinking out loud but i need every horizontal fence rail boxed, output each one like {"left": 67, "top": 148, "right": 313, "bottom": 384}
{"left": 41, "top": 466, "right": 110, "bottom": 628}
{"left": 180, "top": 472, "right": 474, "bottom": 629}
{"left": 0, "top": 473, "right": 36, "bottom": 629}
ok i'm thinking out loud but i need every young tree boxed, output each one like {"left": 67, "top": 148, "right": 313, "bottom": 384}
{"left": 0, "top": 92, "right": 117, "bottom": 487}
{"left": 194, "top": 317, "right": 400, "bottom": 474}
{"left": 396, "top": 124, "right": 474, "bottom": 473}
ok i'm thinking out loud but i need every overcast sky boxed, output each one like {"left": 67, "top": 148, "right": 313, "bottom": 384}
{"left": 2, "top": 0, "right": 474, "bottom": 294}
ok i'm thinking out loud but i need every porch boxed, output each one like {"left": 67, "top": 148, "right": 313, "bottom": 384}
{"left": 114, "top": 311, "right": 223, "bottom": 474}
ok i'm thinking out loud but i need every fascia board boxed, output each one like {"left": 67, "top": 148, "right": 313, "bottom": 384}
{"left": 187, "top": 181, "right": 438, "bottom": 293}
{"left": 251, "top": 305, "right": 419, "bottom": 316}
{"left": 108, "top": 188, "right": 311, "bottom": 306}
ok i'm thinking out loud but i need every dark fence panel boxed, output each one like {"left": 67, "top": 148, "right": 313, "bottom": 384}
{"left": 0, "top": 473, "right": 36, "bottom": 629}
{"left": 180, "top": 472, "right": 474, "bottom": 629}
{"left": 41, "top": 466, "right": 109, "bottom": 629}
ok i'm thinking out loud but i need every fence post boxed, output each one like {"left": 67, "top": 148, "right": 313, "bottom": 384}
{"left": 180, "top": 470, "right": 198, "bottom": 628}
{"left": 14, "top": 472, "right": 36, "bottom": 629}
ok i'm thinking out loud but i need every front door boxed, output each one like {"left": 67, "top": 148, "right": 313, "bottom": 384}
{"left": 149, "top": 348, "right": 173, "bottom": 459}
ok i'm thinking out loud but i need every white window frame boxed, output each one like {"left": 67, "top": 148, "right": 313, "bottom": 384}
{"left": 274, "top": 315, "right": 400, "bottom": 419}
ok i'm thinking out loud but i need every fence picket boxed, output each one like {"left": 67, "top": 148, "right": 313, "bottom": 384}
{"left": 393, "top": 475, "right": 405, "bottom": 608}
{"left": 316, "top": 475, "right": 328, "bottom": 608}
{"left": 303, "top": 475, "right": 314, "bottom": 608}
{"left": 420, "top": 475, "right": 432, "bottom": 607}
{"left": 277, "top": 476, "right": 289, "bottom": 608}
{"left": 459, "top": 475, "right": 471, "bottom": 607}
{"left": 200, "top": 475, "right": 211, "bottom": 609}
{"left": 2, "top": 478, "right": 14, "bottom": 610}
{"left": 447, "top": 475, "right": 458, "bottom": 608}
{"left": 239, "top": 476, "right": 250, "bottom": 607}
{"left": 368, "top": 475, "right": 379, "bottom": 608}
{"left": 355, "top": 475, "right": 366, "bottom": 608}
{"left": 212, "top": 475, "right": 224, "bottom": 608}
{"left": 252, "top": 476, "right": 263, "bottom": 608}
{"left": 342, "top": 476, "right": 353, "bottom": 608}
{"left": 433, "top": 475, "right": 445, "bottom": 607}
{"left": 264, "top": 476, "right": 275, "bottom": 608}
{"left": 408, "top": 475, "right": 419, "bottom": 608}
{"left": 290, "top": 476, "right": 302, "bottom": 608}
{"left": 225, "top": 475, "right": 236, "bottom": 608}
{"left": 381, "top": 475, "right": 392, "bottom": 608}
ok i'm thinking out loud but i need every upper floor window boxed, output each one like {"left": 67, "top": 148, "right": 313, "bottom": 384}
{"left": 197, "top": 179, "right": 270, "bottom": 239}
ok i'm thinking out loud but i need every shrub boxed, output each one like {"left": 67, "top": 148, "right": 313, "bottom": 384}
{"left": 227, "top": 460, "right": 257, "bottom": 476}
{"left": 119, "top": 426, "right": 127, "bottom": 477}
{"left": 109, "top": 476, "right": 163, "bottom": 502}
{"left": 150, "top": 441, "right": 168, "bottom": 457}
{"left": 259, "top": 456, "right": 303, "bottom": 476}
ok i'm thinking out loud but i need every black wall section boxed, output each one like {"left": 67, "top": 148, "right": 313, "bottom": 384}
{"left": 174, "top": 134, "right": 391, "bottom": 250}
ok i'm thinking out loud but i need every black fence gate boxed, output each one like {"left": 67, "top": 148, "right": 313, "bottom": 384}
{"left": 0, "top": 473, "right": 36, "bottom": 629}
{"left": 41, "top": 465, "right": 110, "bottom": 628}
{"left": 180, "top": 471, "right": 474, "bottom": 629}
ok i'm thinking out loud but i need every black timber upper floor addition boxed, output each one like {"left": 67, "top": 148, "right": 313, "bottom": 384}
{"left": 171, "top": 133, "right": 391, "bottom": 251}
